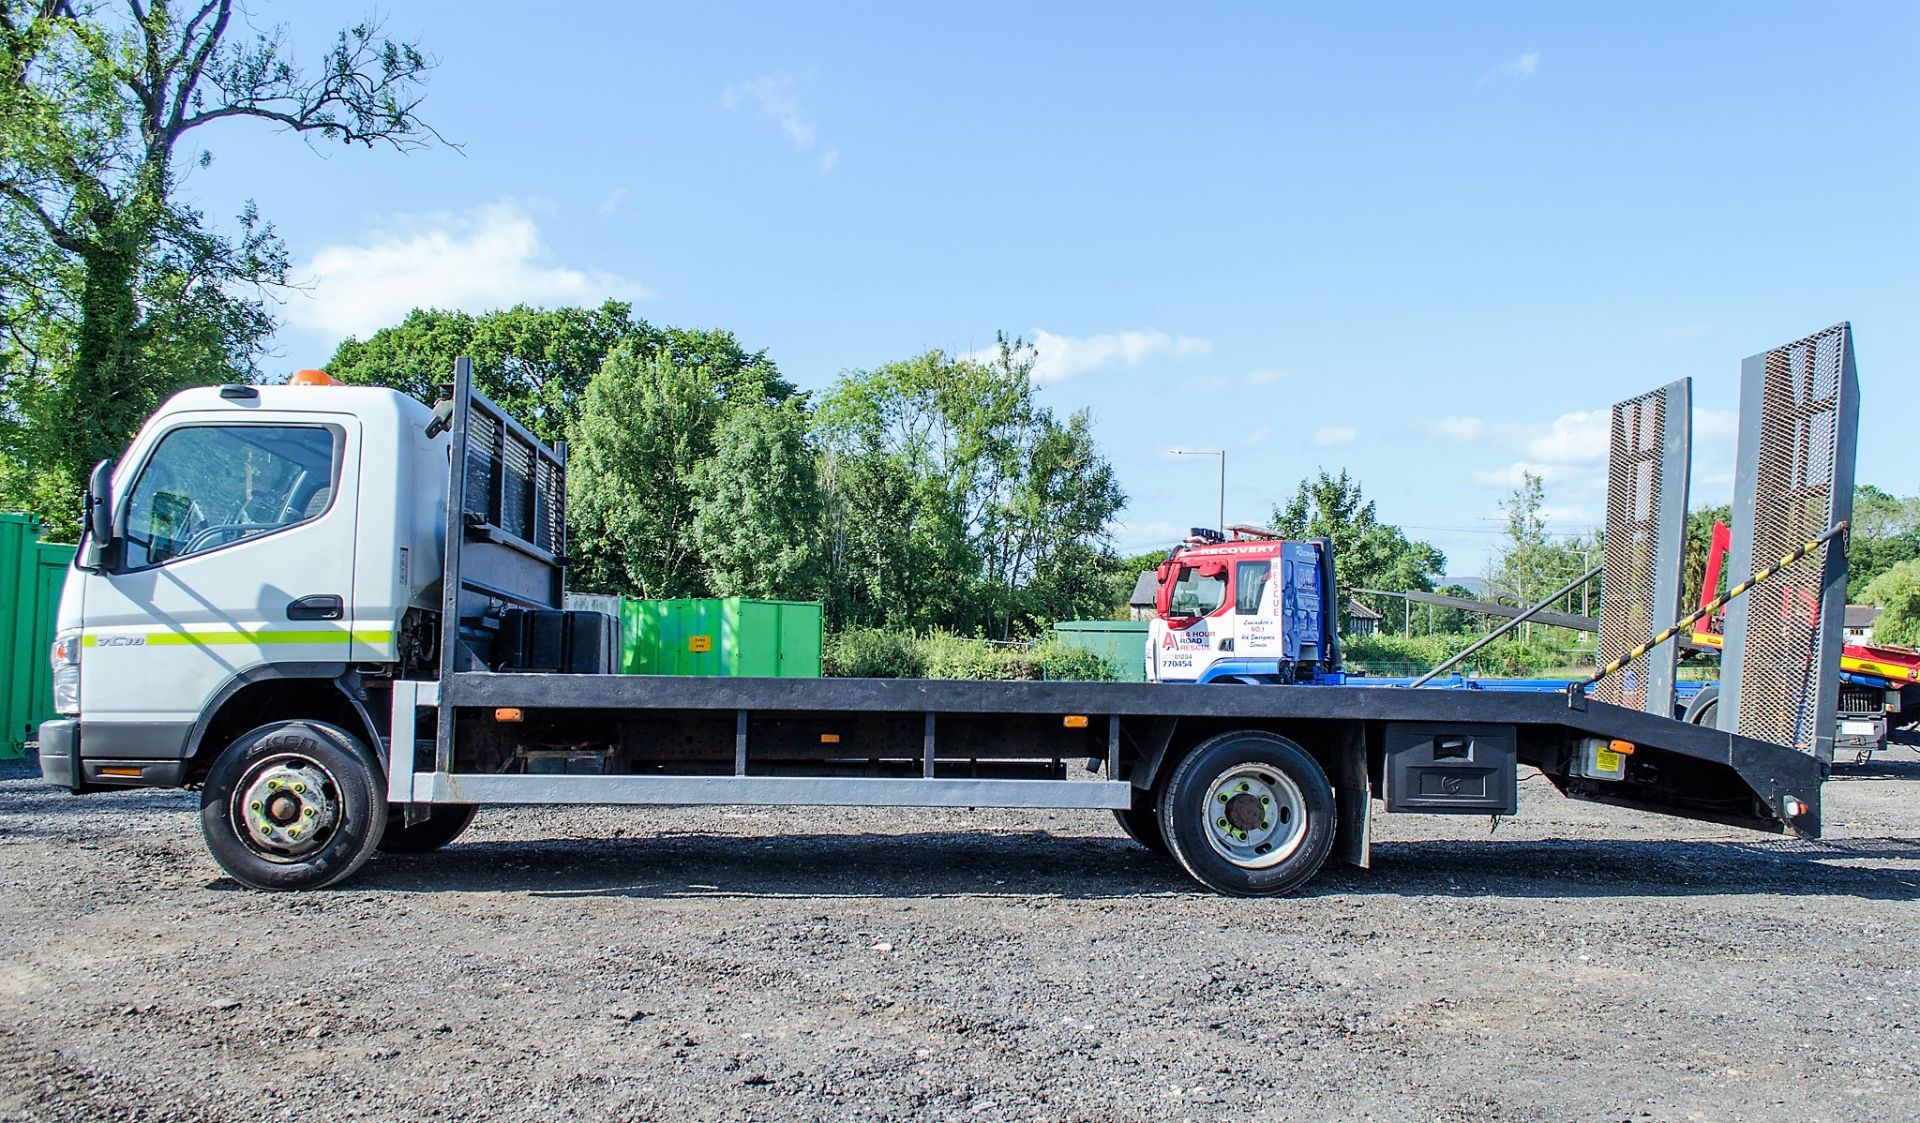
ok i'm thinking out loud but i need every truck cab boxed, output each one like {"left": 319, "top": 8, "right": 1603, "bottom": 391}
{"left": 39, "top": 376, "right": 447, "bottom": 793}
{"left": 1144, "top": 527, "right": 1336, "bottom": 685}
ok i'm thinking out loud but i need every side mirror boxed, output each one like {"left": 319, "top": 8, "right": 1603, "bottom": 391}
{"left": 85, "top": 460, "right": 114, "bottom": 543}
{"left": 77, "top": 459, "right": 115, "bottom": 572}
{"left": 1154, "top": 570, "right": 1174, "bottom": 618}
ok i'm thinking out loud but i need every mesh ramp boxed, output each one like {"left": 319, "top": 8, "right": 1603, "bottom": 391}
{"left": 1591, "top": 380, "right": 1690, "bottom": 716}
{"left": 1720, "top": 324, "right": 1860, "bottom": 760}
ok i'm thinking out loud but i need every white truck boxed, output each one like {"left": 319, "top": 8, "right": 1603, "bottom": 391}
{"left": 39, "top": 360, "right": 1836, "bottom": 896}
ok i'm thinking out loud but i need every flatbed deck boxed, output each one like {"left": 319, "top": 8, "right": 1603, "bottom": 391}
{"left": 403, "top": 672, "right": 1824, "bottom": 839}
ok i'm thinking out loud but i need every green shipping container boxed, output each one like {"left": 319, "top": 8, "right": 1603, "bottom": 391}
{"left": 0, "top": 513, "right": 75, "bottom": 758}
{"left": 619, "top": 598, "right": 822, "bottom": 678}
{"left": 1051, "top": 619, "right": 1151, "bottom": 683}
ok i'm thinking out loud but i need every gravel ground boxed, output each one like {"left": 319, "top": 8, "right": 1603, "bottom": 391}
{"left": 1, "top": 751, "right": 1917, "bottom": 1123}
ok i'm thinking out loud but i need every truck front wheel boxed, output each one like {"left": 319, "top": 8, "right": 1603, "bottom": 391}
{"left": 1159, "top": 731, "right": 1335, "bottom": 896}
{"left": 199, "top": 721, "right": 387, "bottom": 890}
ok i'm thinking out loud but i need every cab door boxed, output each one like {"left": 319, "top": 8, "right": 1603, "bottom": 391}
{"left": 78, "top": 415, "right": 360, "bottom": 760}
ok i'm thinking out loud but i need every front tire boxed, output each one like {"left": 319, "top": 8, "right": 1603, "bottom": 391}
{"left": 1158, "top": 731, "right": 1336, "bottom": 896}
{"left": 199, "top": 720, "right": 387, "bottom": 890}
{"left": 380, "top": 804, "right": 478, "bottom": 853}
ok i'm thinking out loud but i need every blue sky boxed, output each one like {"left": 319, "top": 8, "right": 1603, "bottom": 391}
{"left": 181, "top": 2, "right": 1917, "bottom": 577}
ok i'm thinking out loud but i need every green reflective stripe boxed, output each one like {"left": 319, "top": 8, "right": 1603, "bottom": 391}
{"left": 84, "top": 628, "right": 393, "bottom": 647}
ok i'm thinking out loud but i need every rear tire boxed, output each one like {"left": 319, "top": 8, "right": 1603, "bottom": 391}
{"left": 1684, "top": 686, "right": 1720, "bottom": 727}
{"left": 1158, "top": 731, "right": 1335, "bottom": 896}
{"left": 379, "top": 804, "right": 478, "bottom": 853}
{"left": 199, "top": 720, "right": 387, "bottom": 891}
{"left": 1112, "top": 787, "right": 1170, "bottom": 856}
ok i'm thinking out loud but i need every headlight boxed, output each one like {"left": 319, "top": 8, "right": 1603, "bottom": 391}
{"left": 51, "top": 631, "right": 80, "bottom": 716}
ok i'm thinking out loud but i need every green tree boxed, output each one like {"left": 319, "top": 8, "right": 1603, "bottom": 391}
{"left": 1846, "top": 485, "right": 1920, "bottom": 601}
{"left": 816, "top": 339, "right": 1125, "bottom": 636}
{"left": 1491, "top": 472, "right": 1594, "bottom": 607}
{"left": 1271, "top": 469, "right": 1445, "bottom": 632}
{"left": 567, "top": 344, "right": 723, "bottom": 598}
{"left": 691, "top": 400, "right": 824, "bottom": 600}
{"left": 326, "top": 303, "right": 792, "bottom": 448}
{"left": 1861, "top": 559, "right": 1920, "bottom": 648}
{"left": 1107, "top": 547, "right": 1173, "bottom": 616}
{"left": 0, "top": 1, "right": 440, "bottom": 535}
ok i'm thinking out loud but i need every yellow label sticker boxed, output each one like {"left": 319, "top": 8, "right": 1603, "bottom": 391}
{"left": 1594, "top": 748, "right": 1622, "bottom": 774}
{"left": 688, "top": 635, "right": 713, "bottom": 653}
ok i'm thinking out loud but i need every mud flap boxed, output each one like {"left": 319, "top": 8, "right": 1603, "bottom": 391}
{"left": 1331, "top": 726, "right": 1370, "bottom": 869}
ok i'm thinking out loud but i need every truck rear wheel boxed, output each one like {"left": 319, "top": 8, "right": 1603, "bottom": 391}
{"left": 199, "top": 721, "right": 387, "bottom": 891}
{"left": 380, "top": 804, "right": 478, "bottom": 852}
{"left": 1158, "top": 731, "right": 1335, "bottom": 896}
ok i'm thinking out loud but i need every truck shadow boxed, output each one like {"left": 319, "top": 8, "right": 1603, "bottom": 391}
{"left": 345, "top": 830, "right": 1920, "bottom": 903}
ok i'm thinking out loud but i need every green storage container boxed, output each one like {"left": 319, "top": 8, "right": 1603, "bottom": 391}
{"left": 1051, "top": 619, "right": 1151, "bottom": 683}
{"left": 0, "top": 513, "right": 75, "bottom": 758}
{"left": 619, "top": 597, "right": 822, "bottom": 678}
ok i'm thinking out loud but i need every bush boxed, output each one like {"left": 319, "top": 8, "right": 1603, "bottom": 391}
{"left": 823, "top": 628, "right": 925, "bottom": 678}
{"left": 1341, "top": 631, "right": 1580, "bottom": 678}
{"left": 823, "top": 629, "right": 1120, "bottom": 681}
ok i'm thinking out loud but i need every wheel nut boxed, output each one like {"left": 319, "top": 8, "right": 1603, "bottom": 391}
{"left": 1218, "top": 793, "right": 1228, "bottom": 803}
{"left": 267, "top": 780, "right": 281, "bottom": 790}
{"left": 1217, "top": 817, "right": 1229, "bottom": 829}
{"left": 1235, "top": 830, "right": 1248, "bottom": 841}
{"left": 303, "top": 807, "right": 316, "bottom": 818}
{"left": 292, "top": 783, "right": 306, "bottom": 794}
{"left": 1260, "top": 820, "right": 1270, "bottom": 830}
{"left": 249, "top": 801, "right": 262, "bottom": 812}
{"left": 288, "top": 827, "right": 301, "bottom": 839}
{"left": 1237, "top": 782, "right": 1249, "bottom": 792}
{"left": 1260, "top": 796, "right": 1270, "bottom": 806}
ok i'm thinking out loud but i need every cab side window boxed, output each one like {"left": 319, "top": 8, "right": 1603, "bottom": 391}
{"left": 1169, "top": 565, "right": 1227, "bottom": 616}
{"left": 1235, "top": 561, "right": 1270, "bottom": 614}
{"left": 122, "top": 425, "right": 340, "bottom": 570}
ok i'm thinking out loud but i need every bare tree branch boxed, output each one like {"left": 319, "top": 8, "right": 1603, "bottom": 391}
{"left": 165, "top": 0, "right": 227, "bottom": 135}
{"left": 0, "top": 179, "right": 85, "bottom": 253}
{"left": 174, "top": 16, "right": 447, "bottom": 150}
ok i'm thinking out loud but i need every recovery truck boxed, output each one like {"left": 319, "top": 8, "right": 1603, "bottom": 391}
{"left": 1683, "top": 520, "right": 1920, "bottom": 761}
{"left": 39, "top": 331, "right": 1856, "bottom": 896}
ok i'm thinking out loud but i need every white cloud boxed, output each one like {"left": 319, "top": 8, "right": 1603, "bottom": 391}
{"left": 1243, "top": 425, "right": 1272, "bottom": 448}
{"left": 724, "top": 70, "right": 836, "bottom": 171}
{"left": 1313, "top": 425, "right": 1358, "bottom": 448}
{"left": 1485, "top": 51, "right": 1540, "bottom": 81}
{"left": 1520, "top": 408, "right": 1610, "bottom": 464}
{"left": 1025, "top": 329, "right": 1212, "bottom": 384}
{"left": 597, "top": 187, "right": 629, "bottom": 217}
{"left": 1244, "top": 369, "right": 1287, "bottom": 386}
{"left": 285, "top": 200, "right": 650, "bottom": 341}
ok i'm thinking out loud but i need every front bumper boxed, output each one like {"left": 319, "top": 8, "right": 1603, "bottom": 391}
{"left": 37, "top": 719, "right": 80, "bottom": 790}
{"left": 37, "top": 720, "right": 189, "bottom": 791}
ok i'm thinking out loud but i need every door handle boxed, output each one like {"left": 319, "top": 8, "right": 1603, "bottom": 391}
{"left": 287, "top": 595, "right": 344, "bottom": 621}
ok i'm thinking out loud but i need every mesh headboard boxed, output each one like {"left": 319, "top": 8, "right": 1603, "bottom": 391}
{"left": 1718, "top": 324, "right": 1859, "bottom": 760}
{"left": 1591, "top": 379, "right": 1691, "bottom": 717}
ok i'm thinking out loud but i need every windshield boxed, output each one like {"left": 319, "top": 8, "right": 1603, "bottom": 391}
{"left": 1167, "top": 564, "right": 1227, "bottom": 617}
{"left": 123, "top": 424, "right": 339, "bottom": 569}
